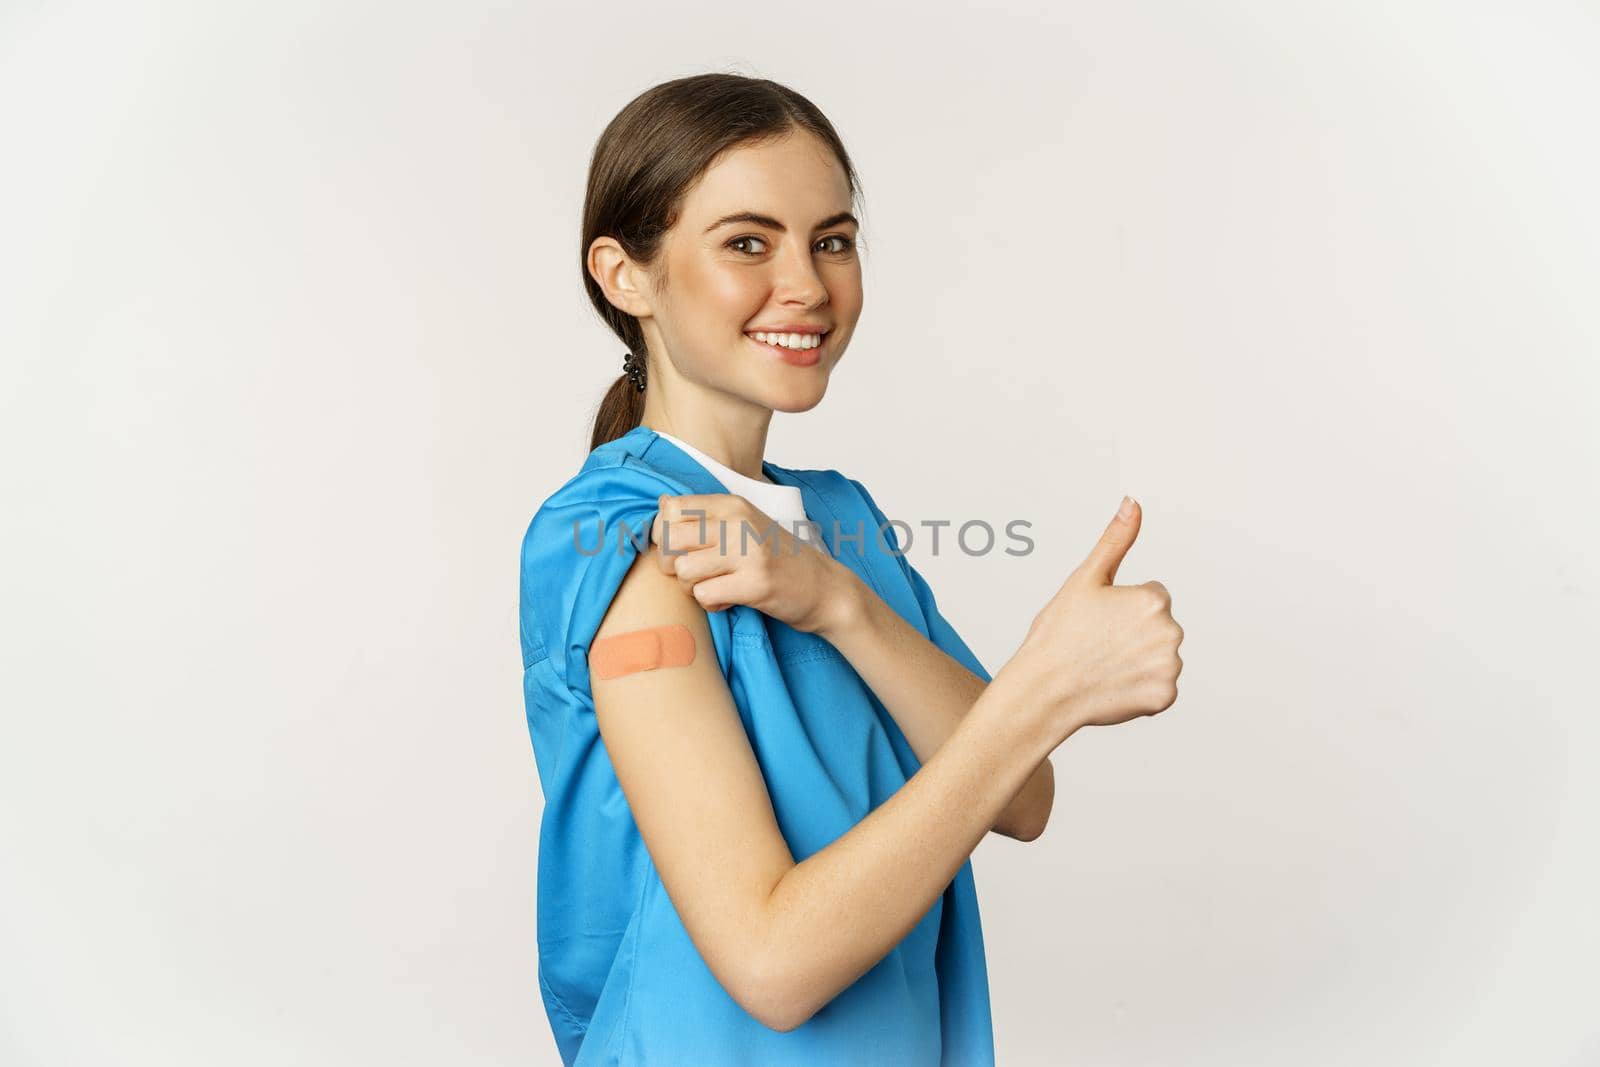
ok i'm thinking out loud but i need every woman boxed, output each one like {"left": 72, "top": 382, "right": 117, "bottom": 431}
{"left": 518, "top": 73, "right": 1184, "bottom": 1066}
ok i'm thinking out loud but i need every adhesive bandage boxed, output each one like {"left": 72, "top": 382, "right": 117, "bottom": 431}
{"left": 590, "top": 624, "right": 697, "bottom": 680}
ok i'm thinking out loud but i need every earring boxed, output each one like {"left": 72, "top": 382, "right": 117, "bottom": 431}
{"left": 621, "top": 350, "right": 646, "bottom": 392}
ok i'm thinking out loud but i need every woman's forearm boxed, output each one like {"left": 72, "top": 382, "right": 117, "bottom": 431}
{"left": 748, "top": 668, "right": 1071, "bottom": 1031}
{"left": 818, "top": 566, "right": 1056, "bottom": 841}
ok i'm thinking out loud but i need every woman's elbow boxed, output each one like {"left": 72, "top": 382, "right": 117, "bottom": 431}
{"left": 734, "top": 953, "right": 821, "bottom": 1033}
{"left": 1012, "top": 808, "right": 1050, "bottom": 842}
{"left": 997, "top": 806, "right": 1049, "bottom": 842}
{"left": 1011, "top": 766, "right": 1056, "bottom": 842}
{"left": 744, "top": 984, "right": 815, "bottom": 1034}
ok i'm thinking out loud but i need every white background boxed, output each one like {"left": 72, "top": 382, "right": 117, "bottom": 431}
{"left": 2, "top": 1, "right": 1597, "bottom": 1063}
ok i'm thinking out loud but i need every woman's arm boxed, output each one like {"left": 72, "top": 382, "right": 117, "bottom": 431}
{"left": 816, "top": 570, "right": 1055, "bottom": 841}
{"left": 590, "top": 547, "right": 1072, "bottom": 1033}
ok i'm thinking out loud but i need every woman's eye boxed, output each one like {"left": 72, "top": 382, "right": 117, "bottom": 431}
{"left": 727, "top": 234, "right": 856, "bottom": 256}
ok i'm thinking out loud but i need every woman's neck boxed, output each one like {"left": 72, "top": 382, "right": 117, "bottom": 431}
{"left": 641, "top": 416, "right": 772, "bottom": 483}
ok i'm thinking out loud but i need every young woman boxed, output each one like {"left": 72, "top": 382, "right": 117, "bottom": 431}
{"left": 518, "top": 73, "right": 1184, "bottom": 1066}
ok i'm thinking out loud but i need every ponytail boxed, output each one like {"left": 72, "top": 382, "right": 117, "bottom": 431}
{"left": 589, "top": 367, "right": 647, "bottom": 451}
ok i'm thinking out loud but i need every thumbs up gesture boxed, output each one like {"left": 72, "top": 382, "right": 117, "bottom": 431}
{"left": 1005, "top": 497, "right": 1185, "bottom": 735}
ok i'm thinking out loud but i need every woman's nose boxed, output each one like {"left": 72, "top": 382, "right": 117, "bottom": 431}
{"left": 768, "top": 242, "right": 829, "bottom": 306}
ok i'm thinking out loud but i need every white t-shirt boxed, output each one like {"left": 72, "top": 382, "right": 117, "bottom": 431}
{"left": 653, "top": 429, "right": 828, "bottom": 554}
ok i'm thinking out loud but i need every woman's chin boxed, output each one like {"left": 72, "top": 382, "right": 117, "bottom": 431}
{"left": 770, "top": 388, "right": 828, "bottom": 414}
{"left": 751, "top": 375, "right": 830, "bottom": 414}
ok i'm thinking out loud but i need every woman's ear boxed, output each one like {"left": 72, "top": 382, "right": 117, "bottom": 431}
{"left": 589, "top": 236, "right": 654, "bottom": 318}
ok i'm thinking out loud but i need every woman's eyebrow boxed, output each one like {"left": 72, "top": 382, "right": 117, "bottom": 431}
{"left": 702, "top": 210, "right": 859, "bottom": 234}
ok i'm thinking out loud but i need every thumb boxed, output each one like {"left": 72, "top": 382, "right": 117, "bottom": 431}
{"left": 1073, "top": 496, "right": 1141, "bottom": 585}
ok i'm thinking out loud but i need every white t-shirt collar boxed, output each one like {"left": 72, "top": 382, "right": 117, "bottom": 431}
{"left": 651, "top": 429, "right": 823, "bottom": 550}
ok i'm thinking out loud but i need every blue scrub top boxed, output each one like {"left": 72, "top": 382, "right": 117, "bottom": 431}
{"left": 518, "top": 425, "right": 995, "bottom": 1066}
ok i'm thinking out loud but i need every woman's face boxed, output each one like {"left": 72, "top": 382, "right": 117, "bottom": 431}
{"left": 640, "top": 130, "right": 863, "bottom": 414}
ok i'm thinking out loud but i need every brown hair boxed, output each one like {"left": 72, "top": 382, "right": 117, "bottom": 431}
{"left": 581, "top": 73, "right": 863, "bottom": 452}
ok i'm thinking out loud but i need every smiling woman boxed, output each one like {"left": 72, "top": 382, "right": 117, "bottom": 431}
{"left": 517, "top": 70, "right": 1169, "bottom": 1067}
{"left": 578, "top": 86, "right": 866, "bottom": 451}
{"left": 522, "top": 71, "right": 1011, "bottom": 1067}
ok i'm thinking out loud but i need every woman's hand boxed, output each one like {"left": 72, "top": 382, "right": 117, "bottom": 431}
{"left": 1000, "top": 496, "right": 1185, "bottom": 738}
{"left": 650, "top": 493, "right": 860, "bottom": 635}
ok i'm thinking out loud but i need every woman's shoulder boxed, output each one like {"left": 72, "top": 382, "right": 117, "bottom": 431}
{"left": 518, "top": 430, "right": 739, "bottom": 685}
{"left": 520, "top": 435, "right": 691, "bottom": 557}
{"left": 517, "top": 439, "right": 677, "bottom": 670}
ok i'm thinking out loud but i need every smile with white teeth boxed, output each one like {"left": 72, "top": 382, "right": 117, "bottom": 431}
{"left": 746, "top": 331, "right": 825, "bottom": 351}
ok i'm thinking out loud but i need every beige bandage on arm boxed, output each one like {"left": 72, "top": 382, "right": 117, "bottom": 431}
{"left": 590, "top": 623, "right": 697, "bottom": 680}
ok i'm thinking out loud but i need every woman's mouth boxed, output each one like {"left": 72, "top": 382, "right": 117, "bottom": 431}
{"left": 745, "top": 330, "right": 826, "bottom": 367}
